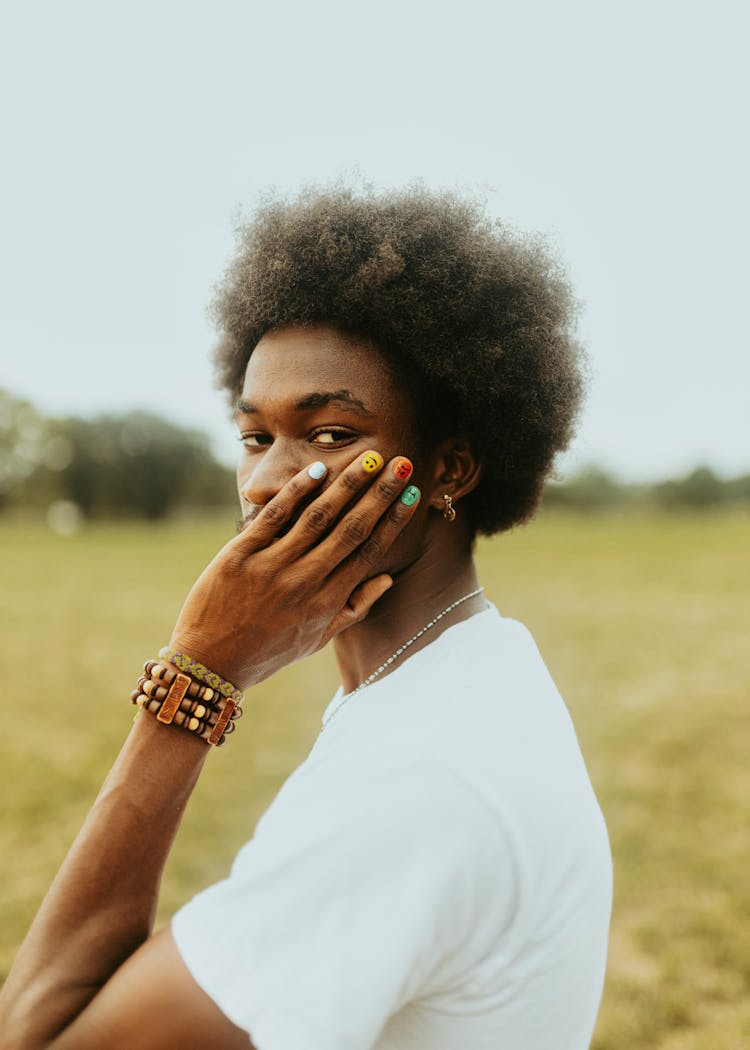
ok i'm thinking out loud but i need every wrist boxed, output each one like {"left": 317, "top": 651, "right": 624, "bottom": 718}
{"left": 131, "top": 652, "right": 245, "bottom": 749}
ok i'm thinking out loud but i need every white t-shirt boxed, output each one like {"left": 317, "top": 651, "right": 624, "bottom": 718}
{"left": 172, "top": 605, "right": 612, "bottom": 1050}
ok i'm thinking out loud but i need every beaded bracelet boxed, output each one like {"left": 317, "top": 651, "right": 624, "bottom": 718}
{"left": 135, "top": 692, "right": 237, "bottom": 742}
{"left": 132, "top": 675, "right": 220, "bottom": 723}
{"left": 132, "top": 681, "right": 237, "bottom": 747}
{"left": 131, "top": 656, "right": 244, "bottom": 747}
{"left": 158, "top": 647, "right": 244, "bottom": 705}
{"left": 147, "top": 658, "right": 244, "bottom": 728}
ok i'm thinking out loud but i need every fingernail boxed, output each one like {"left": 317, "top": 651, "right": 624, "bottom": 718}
{"left": 400, "top": 485, "right": 420, "bottom": 507}
{"left": 393, "top": 457, "right": 412, "bottom": 480}
{"left": 361, "top": 451, "right": 384, "bottom": 473}
{"left": 308, "top": 461, "right": 327, "bottom": 480}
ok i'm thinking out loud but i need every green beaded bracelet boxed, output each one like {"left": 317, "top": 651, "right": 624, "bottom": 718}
{"left": 158, "top": 647, "right": 244, "bottom": 705}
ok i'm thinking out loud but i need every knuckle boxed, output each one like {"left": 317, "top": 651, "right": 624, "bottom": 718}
{"left": 359, "top": 536, "right": 385, "bottom": 566}
{"left": 283, "top": 574, "right": 308, "bottom": 607}
{"left": 302, "top": 504, "right": 333, "bottom": 533}
{"left": 341, "top": 471, "right": 363, "bottom": 494}
{"left": 375, "top": 478, "right": 401, "bottom": 501}
{"left": 262, "top": 502, "right": 287, "bottom": 527}
{"left": 285, "top": 475, "right": 308, "bottom": 501}
{"left": 341, "top": 515, "right": 370, "bottom": 546}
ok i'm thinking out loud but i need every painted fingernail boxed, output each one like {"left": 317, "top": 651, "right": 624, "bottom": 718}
{"left": 393, "top": 457, "right": 412, "bottom": 480}
{"left": 400, "top": 485, "right": 420, "bottom": 507}
{"left": 361, "top": 451, "right": 384, "bottom": 473}
{"left": 307, "top": 461, "right": 327, "bottom": 480}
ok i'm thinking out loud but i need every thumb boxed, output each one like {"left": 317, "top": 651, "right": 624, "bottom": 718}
{"left": 323, "top": 574, "right": 393, "bottom": 642}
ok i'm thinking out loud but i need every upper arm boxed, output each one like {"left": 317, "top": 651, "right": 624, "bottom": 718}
{"left": 52, "top": 928, "right": 253, "bottom": 1050}
{"left": 167, "top": 761, "right": 516, "bottom": 1047}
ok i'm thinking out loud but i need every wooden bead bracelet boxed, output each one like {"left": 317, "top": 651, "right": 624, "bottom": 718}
{"left": 131, "top": 657, "right": 244, "bottom": 747}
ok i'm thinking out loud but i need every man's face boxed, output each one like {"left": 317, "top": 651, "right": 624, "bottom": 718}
{"left": 235, "top": 324, "right": 433, "bottom": 575}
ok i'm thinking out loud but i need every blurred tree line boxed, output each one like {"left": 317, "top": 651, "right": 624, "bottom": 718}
{"left": 0, "top": 390, "right": 236, "bottom": 520}
{"left": 1, "top": 389, "right": 748, "bottom": 521}
{"left": 543, "top": 465, "right": 750, "bottom": 510}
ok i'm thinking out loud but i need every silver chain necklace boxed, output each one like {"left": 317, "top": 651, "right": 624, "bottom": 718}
{"left": 321, "top": 586, "right": 485, "bottom": 731}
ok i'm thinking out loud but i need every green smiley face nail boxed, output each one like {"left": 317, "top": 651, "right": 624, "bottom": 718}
{"left": 400, "top": 485, "right": 420, "bottom": 506}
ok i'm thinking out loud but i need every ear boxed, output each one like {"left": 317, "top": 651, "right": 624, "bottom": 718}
{"left": 425, "top": 437, "right": 483, "bottom": 513}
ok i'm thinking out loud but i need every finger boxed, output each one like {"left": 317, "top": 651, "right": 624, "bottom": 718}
{"left": 234, "top": 460, "right": 329, "bottom": 549}
{"left": 318, "top": 484, "right": 419, "bottom": 637}
{"left": 284, "top": 451, "right": 413, "bottom": 561}
{"left": 322, "top": 574, "right": 394, "bottom": 642}
{"left": 308, "top": 459, "right": 416, "bottom": 570}
{"left": 333, "top": 484, "right": 422, "bottom": 591}
{"left": 280, "top": 449, "right": 403, "bottom": 557}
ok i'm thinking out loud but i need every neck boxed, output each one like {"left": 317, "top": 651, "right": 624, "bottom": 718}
{"left": 333, "top": 539, "right": 483, "bottom": 694}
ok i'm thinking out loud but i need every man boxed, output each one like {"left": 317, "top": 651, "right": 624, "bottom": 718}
{"left": 1, "top": 186, "right": 611, "bottom": 1049}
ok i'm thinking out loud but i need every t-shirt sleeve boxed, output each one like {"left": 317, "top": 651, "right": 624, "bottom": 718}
{"left": 171, "top": 756, "right": 517, "bottom": 1050}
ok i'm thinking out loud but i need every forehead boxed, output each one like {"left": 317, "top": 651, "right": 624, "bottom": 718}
{"left": 240, "top": 325, "right": 404, "bottom": 410}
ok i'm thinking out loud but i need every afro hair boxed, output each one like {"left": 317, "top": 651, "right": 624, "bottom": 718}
{"left": 212, "top": 184, "right": 585, "bottom": 535}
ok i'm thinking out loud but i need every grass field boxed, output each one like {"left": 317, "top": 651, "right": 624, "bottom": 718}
{"left": 1, "top": 509, "right": 748, "bottom": 1048}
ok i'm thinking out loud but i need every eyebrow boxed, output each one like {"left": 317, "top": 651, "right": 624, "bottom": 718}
{"left": 235, "top": 389, "right": 374, "bottom": 418}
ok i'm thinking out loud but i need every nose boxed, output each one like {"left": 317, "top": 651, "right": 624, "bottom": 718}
{"left": 237, "top": 440, "right": 303, "bottom": 509}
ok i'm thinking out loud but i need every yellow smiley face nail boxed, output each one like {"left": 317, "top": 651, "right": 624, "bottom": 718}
{"left": 361, "top": 451, "right": 384, "bottom": 473}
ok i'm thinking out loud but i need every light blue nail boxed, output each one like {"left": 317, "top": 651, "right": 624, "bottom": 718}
{"left": 308, "top": 461, "right": 327, "bottom": 480}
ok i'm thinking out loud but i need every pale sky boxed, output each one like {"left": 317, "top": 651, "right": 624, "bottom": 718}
{"left": 1, "top": 0, "right": 747, "bottom": 480}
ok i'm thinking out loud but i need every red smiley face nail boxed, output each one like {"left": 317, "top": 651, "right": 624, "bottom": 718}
{"left": 393, "top": 457, "right": 412, "bottom": 480}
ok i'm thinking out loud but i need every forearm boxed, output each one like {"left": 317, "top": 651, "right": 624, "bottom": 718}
{"left": 0, "top": 449, "right": 418, "bottom": 1049}
{"left": 0, "top": 713, "right": 208, "bottom": 1047}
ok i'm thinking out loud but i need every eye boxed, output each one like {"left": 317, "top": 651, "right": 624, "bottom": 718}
{"left": 238, "top": 432, "right": 272, "bottom": 448}
{"left": 311, "top": 428, "right": 357, "bottom": 447}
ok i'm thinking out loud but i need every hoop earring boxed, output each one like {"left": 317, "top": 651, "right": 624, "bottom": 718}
{"left": 442, "top": 494, "right": 456, "bottom": 522}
